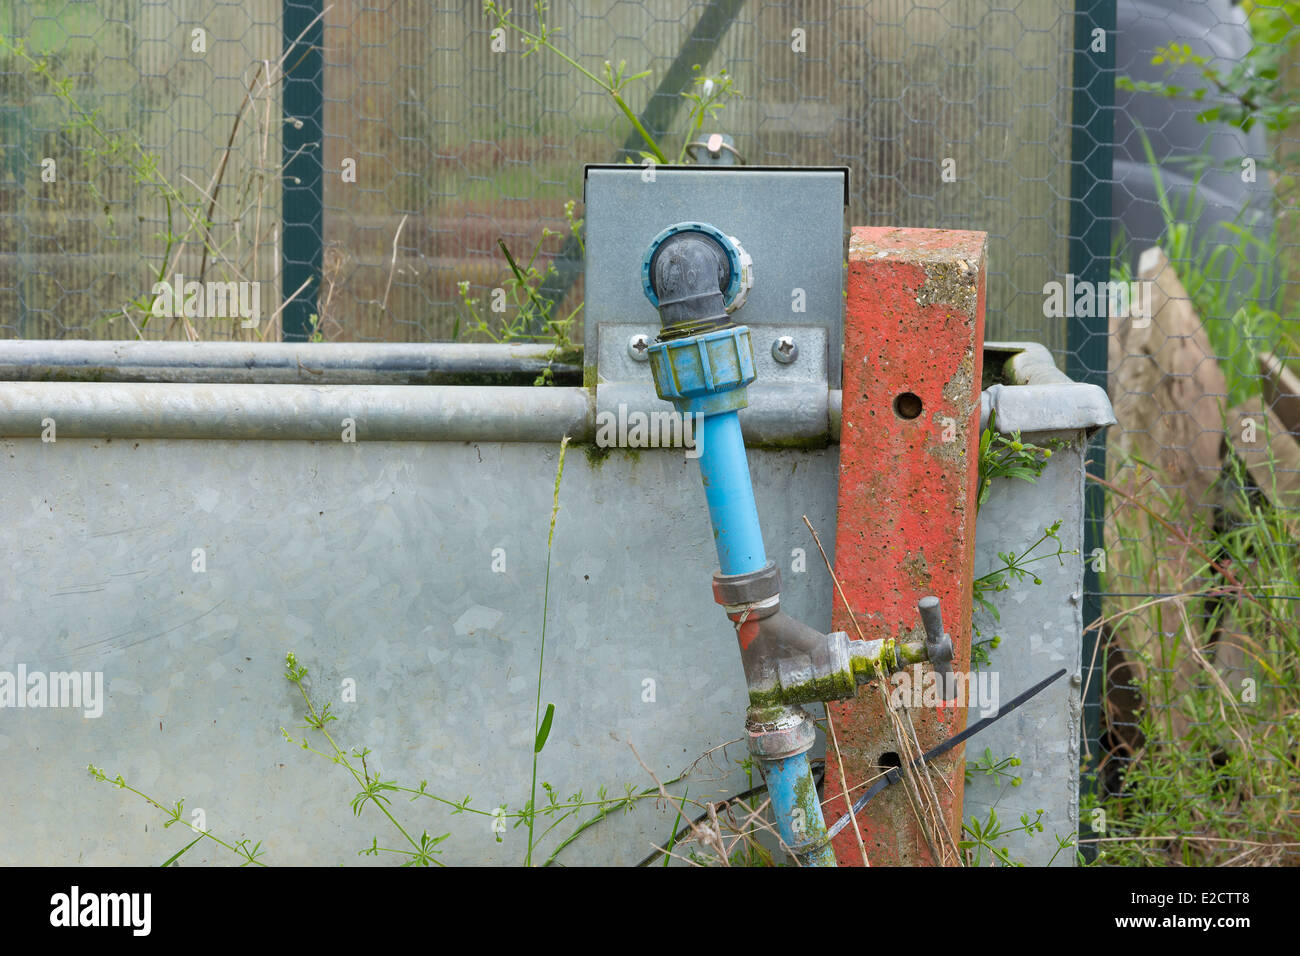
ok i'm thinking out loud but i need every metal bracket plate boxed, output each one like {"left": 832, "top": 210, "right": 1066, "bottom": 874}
{"left": 584, "top": 165, "right": 848, "bottom": 389}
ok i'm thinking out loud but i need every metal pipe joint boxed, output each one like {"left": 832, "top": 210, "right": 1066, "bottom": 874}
{"left": 713, "top": 563, "right": 957, "bottom": 706}
{"left": 713, "top": 563, "right": 887, "bottom": 707}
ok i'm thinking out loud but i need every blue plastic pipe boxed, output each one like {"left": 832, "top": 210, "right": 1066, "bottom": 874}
{"left": 642, "top": 227, "right": 836, "bottom": 866}
{"left": 692, "top": 406, "right": 834, "bottom": 866}
{"left": 763, "top": 753, "right": 838, "bottom": 867}
{"left": 695, "top": 409, "right": 768, "bottom": 576}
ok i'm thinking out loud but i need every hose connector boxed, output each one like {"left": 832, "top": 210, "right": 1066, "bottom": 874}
{"left": 642, "top": 222, "right": 757, "bottom": 417}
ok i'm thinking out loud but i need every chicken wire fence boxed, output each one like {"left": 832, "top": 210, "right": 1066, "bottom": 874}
{"left": 1, "top": 0, "right": 1296, "bottom": 860}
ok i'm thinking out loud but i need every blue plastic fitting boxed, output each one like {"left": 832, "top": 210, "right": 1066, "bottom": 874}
{"left": 641, "top": 223, "right": 765, "bottom": 574}
{"left": 645, "top": 325, "right": 756, "bottom": 417}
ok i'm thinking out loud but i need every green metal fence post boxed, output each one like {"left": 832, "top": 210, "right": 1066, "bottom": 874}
{"left": 1067, "top": 0, "right": 1117, "bottom": 859}
{"left": 282, "top": 0, "right": 324, "bottom": 342}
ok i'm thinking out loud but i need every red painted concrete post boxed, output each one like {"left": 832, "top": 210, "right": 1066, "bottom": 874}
{"left": 825, "top": 227, "right": 987, "bottom": 866}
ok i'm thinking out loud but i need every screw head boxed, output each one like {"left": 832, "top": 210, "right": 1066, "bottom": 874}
{"left": 627, "top": 333, "right": 651, "bottom": 362}
{"left": 772, "top": 335, "right": 798, "bottom": 364}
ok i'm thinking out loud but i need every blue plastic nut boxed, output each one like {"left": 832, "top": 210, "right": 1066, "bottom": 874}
{"left": 642, "top": 222, "right": 750, "bottom": 313}
{"left": 647, "top": 325, "right": 757, "bottom": 416}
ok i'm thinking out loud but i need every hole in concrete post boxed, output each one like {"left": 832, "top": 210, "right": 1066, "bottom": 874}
{"left": 893, "top": 392, "right": 923, "bottom": 419}
{"left": 878, "top": 751, "right": 902, "bottom": 770}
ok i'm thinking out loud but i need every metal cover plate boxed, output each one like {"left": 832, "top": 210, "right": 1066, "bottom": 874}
{"left": 584, "top": 166, "right": 848, "bottom": 388}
